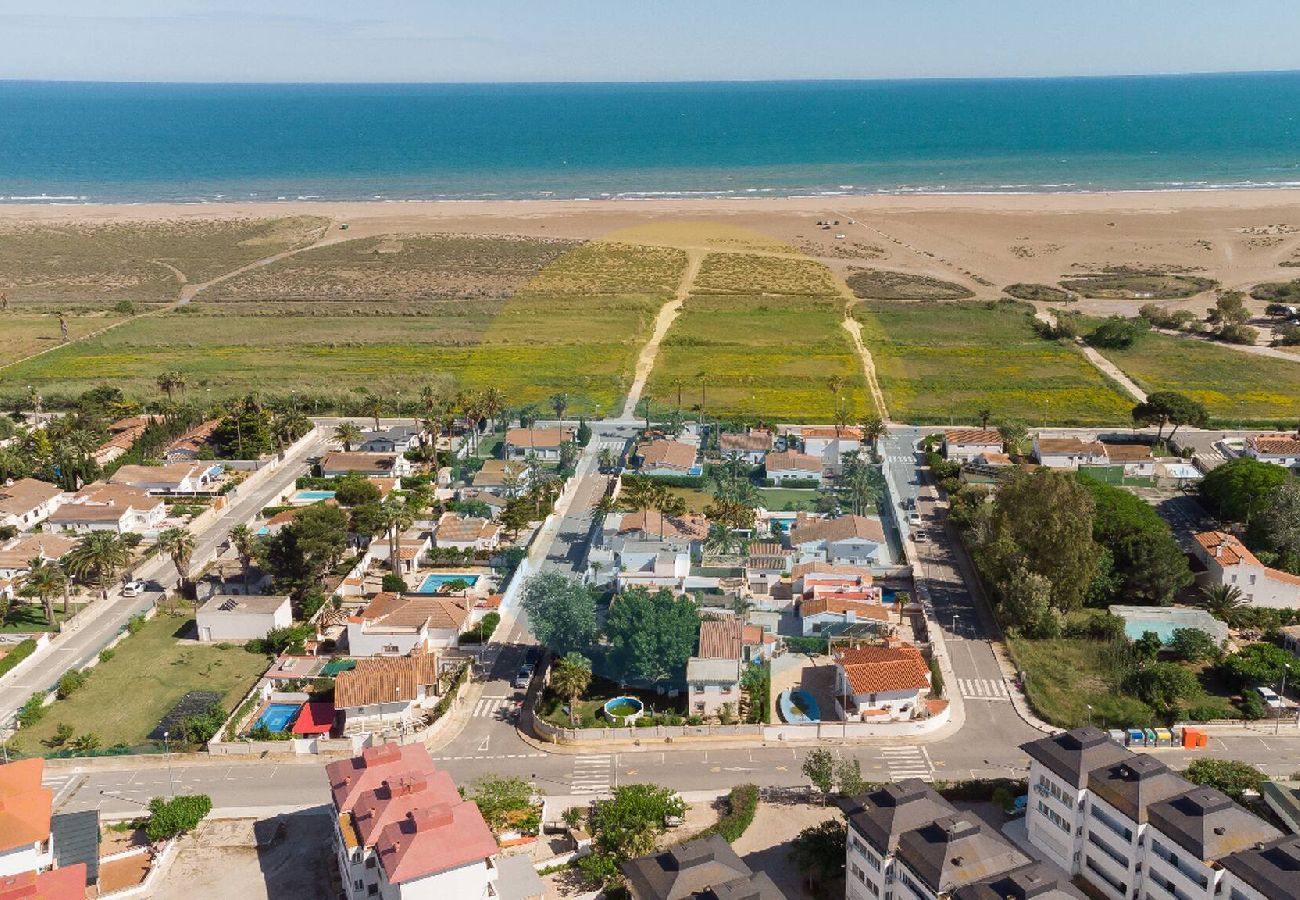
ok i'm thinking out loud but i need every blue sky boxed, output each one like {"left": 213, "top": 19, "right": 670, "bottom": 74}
{"left": 4, "top": 2, "right": 1300, "bottom": 83}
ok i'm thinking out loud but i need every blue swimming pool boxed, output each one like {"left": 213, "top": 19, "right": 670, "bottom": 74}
{"left": 294, "top": 490, "right": 336, "bottom": 502}
{"left": 417, "top": 573, "right": 481, "bottom": 593}
{"left": 252, "top": 702, "right": 301, "bottom": 733}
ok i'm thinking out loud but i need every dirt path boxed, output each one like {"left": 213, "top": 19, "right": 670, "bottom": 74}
{"left": 179, "top": 221, "right": 332, "bottom": 304}
{"left": 620, "top": 250, "right": 703, "bottom": 419}
{"left": 1030, "top": 307, "right": 1148, "bottom": 404}
{"left": 841, "top": 316, "right": 890, "bottom": 422}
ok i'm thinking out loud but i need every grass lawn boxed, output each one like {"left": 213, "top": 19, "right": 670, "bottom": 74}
{"left": 0, "top": 312, "right": 125, "bottom": 366}
{"left": 0, "top": 601, "right": 90, "bottom": 633}
{"left": 1091, "top": 330, "right": 1300, "bottom": 425}
{"left": 854, "top": 299, "right": 1134, "bottom": 425}
{"left": 536, "top": 676, "right": 685, "bottom": 729}
{"left": 9, "top": 612, "right": 268, "bottom": 753}
{"left": 758, "top": 486, "right": 828, "bottom": 512}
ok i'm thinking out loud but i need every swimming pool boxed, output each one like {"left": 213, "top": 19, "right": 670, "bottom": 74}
{"left": 417, "top": 573, "right": 481, "bottom": 593}
{"left": 1109, "top": 605, "right": 1228, "bottom": 645}
{"left": 294, "top": 490, "right": 336, "bottom": 502}
{"left": 252, "top": 702, "right": 301, "bottom": 733}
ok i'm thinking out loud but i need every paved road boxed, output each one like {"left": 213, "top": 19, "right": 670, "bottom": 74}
{"left": 1, "top": 428, "right": 330, "bottom": 729}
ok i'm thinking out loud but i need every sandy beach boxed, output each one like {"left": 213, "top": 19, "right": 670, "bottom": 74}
{"left": 2, "top": 190, "right": 1299, "bottom": 315}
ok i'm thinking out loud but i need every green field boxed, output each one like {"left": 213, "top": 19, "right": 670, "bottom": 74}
{"left": 0, "top": 312, "right": 125, "bottom": 366}
{"left": 0, "top": 217, "right": 327, "bottom": 309}
{"left": 1093, "top": 330, "right": 1300, "bottom": 424}
{"left": 854, "top": 300, "right": 1134, "bottom": 425}
{"left": 9, "top": 613, "right": 268, "bottom": 753}
{"left": 647, "top": 252, "right": 869, "bottom": 423}
{"left": 3, "top": 239, "right": 687, "bottom": 415}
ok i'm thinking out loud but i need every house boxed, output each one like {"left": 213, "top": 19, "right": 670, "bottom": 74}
{"left": 1283, "top": 624, "right": 1300, "bottom": 658}
{"left": 368, "top": 530, "right": 432, "bottom": 576}
{"left": 0, "top": 534, "right": 75, "bottom": 581}
{"left": 636, "top": 439, "right": 698, "bottom": 476}
{"left": 0, "top": 758, "right": 89, "bottom": 895}
{"left": 503, "top": 427, "right": 574, "bottom": 462}
{"left": 358, "top": 425, "right": 422, "bottom": 454}
{"left": 326, "top": 743, "right": 500, "bottom": 900}
{"left": 719, "top": 430, "right": 773, "bottom": 466}
{"left": 346, "top": 592, "right": 469, "bottom": 656}
{"left": 197, "top": 558, "right": 272, "bottom": 601}
{"left": 612, "top": 537, "right": 690, "bottom": 592}
{"left": 195, "top": 594, "right": 292, "bottom": 642}
{"left": 788, "top": 514, "right": 886, "bottom": 566}
{"left": 764, "top": 449, "right": 824, "bottom": 485}
{"left": 845, "top": 779, "right": 1032, "bottom": 900}
{"left": 623, "top": 833, "right": 785, "bottom": 900}
{"left": 942, "top": 429, "right": 1003, "bottom": 463}
{"left": 1219, "top": 836, "right": 1300, "bottom": 900}
{"left": 162, "top": 419, "right": 221, "bottom": 462}
{"left": 615, "top": 509, "right": 710, "bottom": 545}
{"left": 800, "top": 595, "right": 892, "bottom": 636}
{"left": 1022, "top": 727, "right": 1286, "bottom": 900}
{"left": 798, "top": 426, "right": 863, "bottom": 474}
{"left": 745, "top": 542, "right": 795, "bottom": 600}
{"left": 320, "top": 452, "right": 412, "bottom": 479}
{"left": 433, "top": 512, "right": 501, "bottom": 552}
{"left": 951, "top": 863, "right": 1087, "bottom": 900}
{"left": 469, "top": 459, "right": 529, "bottom": 496}
{"left": 790, "top": 561, "right": 876, "bottom": 595}
{"left": 833, "top": 642, "right": 931, "bottom": 721}
{"left": 1033, "top": 437, "right": 1108, "bottom": 470}
{"left": 0, "top": 478, "right": 64, "bottom": 530}
{"left": 685, "top": 654, "right": 741, "bottom": 720}
{"left": 1191, "top": 531, "right": 1300, "bottom": 608}
{"left": 1101, "top": 443, "right": 1157, "bottom": 477}
{"left": 46, "top": 483, "right": 165, "bottom": 535}
{"left": 108, "top": 462, "right": 220, "bottom": 494}
{"left": 1244, "top": 432, "right": 1300, "bottom": 470}
{"left": 94, "top": 415, "right": 155, "bottom": 465}
{"left": 333, "top": 655, "right": 443, "bottom": 735}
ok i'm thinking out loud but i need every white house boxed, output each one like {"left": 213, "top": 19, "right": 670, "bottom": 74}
{"left": 942, "top": 429, "right": 1003, "bottom": 463}
{"left": 0, "top": 534, "right": 76, "bottom": 581}
{"left": 1244, "top": 433, "right": 1300, "bottom": 470}
{"left": 368, "top": 530, "right": 432, "bottom": 576}
{"left": 1191, "top": 530, "right": 1300, "bottom": 609}
{"left": 358, "top": 425, "right": 422, "bottom": 454}
{"left": 46, "top": 483, "right": 165, "bottom": 535}
{"left": 833, "top": 642, "right": 931, "bottom": 722}
{"left": 1033, "top": 437, "right": 1108, "bottom": 470}
{"left": 326, "top": 743, "right": 501, "bottom": 900}
{"left": 195, "top": 594, "right": 292, "bottom": 642}
{"left": 763, "top": 449, "right": 824, "bottom": 485}
{"left": 109, "top": 462, "right": 220, "bottom": 494}
{"left": 718, "top": 430, "right": 772, "bottom": 466}
{"left": 636, "top": 439, "right": 698, "bottom": 476}
{"left": 333, "top": 656, "right": 443, "bottom": 736}
{"left": 346, "top": 592, "right": 468, "bottom": 656}
{"left": 1101, "top": 443, "right": 1157, "bottom": 477}
{"left": 469, "top": 459, "right": 529, "bottom": 497}
{"left": 800, "top": 595, "right": 892, "bottom": 636}
{"left": 320, "top": 452, "right": 412, "bottom": 479}
{"left": 613, "top": 537, "right": 690, "bottom": 592}
{"left": 788, "top": 514, "right": 886, "bottom": 566}
{"left": 504, "top": 427, "right": 574, "bottom": 462}
{"left": 798, "top": 426, "right": 863, "bottom": 474}
{"left": 433, "top": 512, "right": 501, "bottom": 552}
{"left": 0, "top": 478, "right": 64, "bottom": 530}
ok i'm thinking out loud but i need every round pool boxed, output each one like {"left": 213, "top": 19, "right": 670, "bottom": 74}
{"left": 603, "top": 696, "right": 644, "bottom": 724}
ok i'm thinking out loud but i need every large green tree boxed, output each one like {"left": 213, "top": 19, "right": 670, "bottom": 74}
{"left": 1250, "top": 478, "right": 1300, "bottom": 574}
{"left": 1220, "top": 642, "right": 1294, "bottom": 689}
{"left": 589, "top": 784, "right": 685, "bottom": 860}
{"left": 604, "top": 587, "right": 699, "bottom": 684}
{"left": 521, "top": 572, "right": 596, "bottom": 657}
{"left": 264, "top": 502, "right": 349, "bottom": 598}
{"left": 1079, "top": 475, "right": 1191, "bottom": 606}
{"left": 1199, "top": 458, "right": 1288, "bottom": 523}
{"left": 1182, "top": 758, "right": 1266, "bottom": 800}
{"left": 1131, "top": 391, "right": 1209, "bottom": 442}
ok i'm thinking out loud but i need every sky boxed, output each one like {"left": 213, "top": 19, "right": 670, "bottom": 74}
{"left": 4, "top": 1, "right": 1300, "bottom": 83}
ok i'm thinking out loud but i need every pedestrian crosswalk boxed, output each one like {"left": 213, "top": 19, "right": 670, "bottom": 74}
{"left": 570, "top": 754, "right": 613, "bottom": 795}
{"left": 958, "top": 677, "right": 1011, "bottom": 701}
{"left": 879, "top": 745, "right": 933, "bottom": 782}
{"left": 42, "top": 773, "right": 82, "bottom": 811}
{"left": 471, "top": 695, "right": 511, "bottom": 718}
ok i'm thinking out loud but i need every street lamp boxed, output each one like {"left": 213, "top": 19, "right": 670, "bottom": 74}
{"left": 952, "top": 614, "right": 960, "bottom": 638}
{"left": 1085, "top": 704, "right": 1093, "bottom": 728}
{"left": 162, "top": 730, "right": 175, "bottom": 798}
{"left": 1277, "top": 664, "right": 1292, "bottom": 737}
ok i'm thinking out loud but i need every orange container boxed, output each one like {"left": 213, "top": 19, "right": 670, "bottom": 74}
{"left": 1182, "top": 727, "right": 1200, "bottom": 749}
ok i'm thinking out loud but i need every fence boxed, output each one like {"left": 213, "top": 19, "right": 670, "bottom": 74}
{"left": 532, "top": 717, "right": 764, "bottom": 744}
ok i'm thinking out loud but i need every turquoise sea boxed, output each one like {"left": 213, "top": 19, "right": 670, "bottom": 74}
{"left": 2, "top": 73, "right": 1299, "bottom": 202}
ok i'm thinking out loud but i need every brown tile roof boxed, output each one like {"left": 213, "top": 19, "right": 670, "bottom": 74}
{"left": 334, "top": 655, "right": 441, "bottom": 709}
{"left": 1035, "top": 437, "right": 1105, "bottom": 456}
{"left": 790, "top": 561, "right": 875, "bottom": 580}
{"left": 1249, "top": 434, "right": 1300, "bottom": 456}
{"left": 836, "top": 644, "right": 930, "bottom": 694}
{"left": 698, "top": 620, "right": 744, "bottom": 660}
{"left": 358, "top": 593, "right": 469, "bottom": 631}
{"left": 109, "top": 462, "right": 207, "bottom": 488}
{"left": 321, "top": 452, "right": 400, "bottom": 474}
{"left": 748, "top": 541, "right": 787, "bottom": 557}
{"left": 471, "top": 459, "right": 523, "bottom": 486}
{"left": 434, "top": 512, "right": 499, "bottom": 543}
{"left": 0, "top": 759, "right": 52, "bottom": 854}
{"left": 639, "top": 440, "right": 697, "bottom": 471}
{"left": 976, "top": 452, "right": 1014, "bottom": 466}
{"left": 765, "top": 449, "right": 822, "bottom": 473}
{"left": 164, "top": 418, "right": 221, "bottom": 455}
{"left": 1102, "top": 443, "right": 1155, "bottom": 462}
{"left": 1195, "top": 531, "right": 1300, "bottom": 587}
{"left": 76, "top": 482, "right": 161, "bottom": 510}
{"left": 944, "top": 429, "right": 1002, "bottom": 446}
{"left": 720, "top": 431, "right": 773, "bottom": 453}
{"left": 0, "top": 534, "right": 77, "bottom": 569}
{"left": 618, "top": 509, "right": 710, "bottom": 541}
{"left": 0, "top": 478, "right": 61, "bottom": 519}
{"left": 46, "top": 504, "right": 129, "bottom": 524}
{"left": 800, "top": 426, "right": 864, "bottom": 440}
{"left": 505, "top": 427, "right": 573, "bottom": 450}
{"left": 789, "top": 514, "right": 885, "bottom": 545}
{"left": 802, "top": 597, "right": 892, "bottom": 620}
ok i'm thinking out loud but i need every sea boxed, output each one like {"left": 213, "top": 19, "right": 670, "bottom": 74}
{"left": 2, "top": 72, "right": 1300, "bottom": 203}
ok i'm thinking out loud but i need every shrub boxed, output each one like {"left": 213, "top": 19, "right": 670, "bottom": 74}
{"left": 146, "top": 794, "right": 213, "bottom": 841}
{"left": 460, "top": 611, "right": 501, "bottom": 644}
{"left": 0, "top": 639, "right": 37, "bottom": 678}
{"left": 703, "top": 784, "right": 759, "bottom": 842}
{"left": 17, "top": 693, "right": 46, "bottom": 727}
{"left": 1218, "top": 323, "right": 1259, "bottom": 345}
{"left": 784, "top": 636, "right": 829, "bottom": 656}
{"left": 380, "top": 573, "right": 408, "bottom": 593}
{"left": 1183, "top": 758, "right": 1265, "bottom": 799}
{"left": 99, "top": 648, "right": 115, "bottom": 663}
{"left": 57, "top": 669, "right": 88, "bottom": 700}
{"left": 126, "top": 614, "right": 146, "bottom": 635}
{"left": 928, "top": 656, "right": 945, "bottom": 699}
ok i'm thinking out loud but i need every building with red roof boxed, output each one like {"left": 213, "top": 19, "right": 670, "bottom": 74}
{"left": 1191, "top": 530, "right": 1300, "bottom": 609}
{"left": 833, "top": 641, "right": 932, "bottom": 722}
{"left": 0, "top": 864, "right": 87, "bottom": 900}
{"left": 0, "top": 759, "right": 54, "bottom": 878}
{"left": 326, "top": 743, "right": 503, "bottom": 900}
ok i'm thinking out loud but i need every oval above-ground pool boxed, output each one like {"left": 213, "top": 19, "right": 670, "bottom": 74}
{"left": 603, "top": 696, "right": 644, "bottom": 723}
{"left": 779, "top": 689, "right": 821, "bottom": 724}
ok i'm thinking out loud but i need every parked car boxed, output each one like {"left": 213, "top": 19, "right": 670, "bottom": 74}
{"left": 122, "top": 580, "right": 146, "bottom": 597}
{"left": 1256, "top": 686, "right": 1283, "bottom": 709}
{"left": 513, "top": 664, "right": 535, "bottom": 690}
{"left": 907, "top": 512, "right": 923, "bottom": 527}
{"left": 912, "top": 531, "right": 929, "bottom": 543}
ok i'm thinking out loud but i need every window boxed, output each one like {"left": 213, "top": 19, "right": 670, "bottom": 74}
{"left": 694, "top": 684, "right": 704, "bottom": 694}
{"left": 851, "top": 863, "right": 865, "bottom": 882}
{"left": 383, "top": 644, "right": 399, "bottom": 654}
{"left": 1086, "top": 831, "right": 1129, "bottom": 869}
{"left": 367, "top": 886, "right": 378, "bottom": 897}
{"left": 1089, "top": 804, "right": 1134, "bottom": 842}
{"left": 365, "top": 857, "right": 376, "bottom": 869}
{"left": 1084, "top": 856, "right": 1126, "bottom": 895}
{"left": 721, "top": 684, "right": 732, "bottom": 695}
{"left": 354, "top": 881, "right": 363, "bottom": 891}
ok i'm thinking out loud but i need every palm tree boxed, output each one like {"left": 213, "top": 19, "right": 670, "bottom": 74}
{"left": 334, "top": 421, "right": 363, "bottom": 452}
{"left": 64, "top": 532, "right": 129, "bottom": 589}
{"left": 634, "top": 396, "right": 653, "bottom": 432}
{"left": 379, "top": 497, "right": 415, "bottom": 576}
{"left": 480, "top": 387, "right": 506, "bottom": 434}
{"left": 670, "top": 377, "right": 685, "bottom": 410}
{"left": 695, "top": 370, "right": 709, "bottom": 423}
{"left": 860, "top": 415, "right": 886, "bottom": 448}
{"left": 550, "top": 393, "right": 569, "bottom": 424}
{"left": 363, "top": 394, "right": 383, "bottom": 432}
{"left": 655, "top": 493, "right": 688, "bottom": 539}
{"left": 977, "top": 408, "right": 993, "bottom": 430}
{"left": 229, "top": 524, "right": 258, "bottom": 591}
{"left": 597, "top": 447, "right": 616, "bottom": 474}
{"left": 156, "top": 371, "right": 182, "bottom": 402}
{"left": 704, "top": 523, "right": 739, "bottom": 557}
{"left": 550, "top": 653, "right": 592, "bottom": 727}
{"left": 157, "top": 527, "right": 197, "bottom": 594}
{"left": 18, "top": 557, "right": 65, "bottom": 626}
{"left": 1200, "top": 584, "right": 1245, "bottom": 621}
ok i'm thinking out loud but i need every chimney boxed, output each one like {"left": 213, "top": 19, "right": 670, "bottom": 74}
{"left": 1215, "top": 543, "right": 1223, "bottom": 559}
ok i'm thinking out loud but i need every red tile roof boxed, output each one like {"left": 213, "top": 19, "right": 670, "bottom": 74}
{"left": 944, "top": 429, "right": 1002, "bottom": 446}
{"left": 0, "top": 864, "right": 87, "bottom": 900}
{"left": 698, "top": 620, "right": 744, "bottom": 660}
{"left": 789, "top": 514, "right": 885, "bottom": 545}
{"left": 505, "top": 427, "right": 573, "bottom": 450}
{"left": 618, "top": 509, "right": 710, "bottom": 541}
{"left": 802, "top": 597, "right": 892, "bottom": 620}
{"left": 638, "top": 440, "right": 697, "bottom": 471}
{"left": 835, "top": 644, "right": 930, "bottom": 694}
{"left": 334, "top": 655, "right": 441, "bottom": 710}
{"left": 765, "top": 449, "right": 822, "bottom": 473}
{"left": 1035, "top": 438, "right": 1105, "bottom": 456}
{"left": 1249, "top": 434, "right": 1300, "bottom": 456}
{"left": 790, "top": 561, "right": 874, "bottom": 581}
{"left": 720, "top": 431, "right": 773, "bottom": 452}
{"left": 800, "top": 426, "right": 864, "bottom": 440}
{"left": 326, "top": 743, "right": 440, "bottom": 812}
{"left": 0, "top": 759, "right": 52, "bottom": 854}
{"left": 1195, "top": 531, "right": 1300, "bottom": 587}
{"left": 357, "top": 592, "right": 469, "bottom": 631}
{"left": 375, "top": 800, "right": 498, "bottom": 885}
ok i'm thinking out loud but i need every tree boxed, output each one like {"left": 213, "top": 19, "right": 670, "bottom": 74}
{"left": 469, "top": 775, "right": 536, "bottom": 832}
{"left": 157, "top": 527, "right": 196, "bottom": 592}
{"left": 1086, "top": 316, "right": 1147, "bottom": 349}
{"left": 64, "top": 531, "right": 129, "bottom": 588}
{"left": 379, "top": 496, "right": 415, "bottom": 576}
{"left": 1200, "top": 584, "right": 1246, "bottom": 621}
{"left": 333, "top": 421, "right": 363, "bottom": 452}
{"left": 521, "top": 572, "right": 596, "bottom": 657}
{"left": 997, "top": 563, "right": 1059, "bottom": 638}
{"left": 789, "top": 819, "right": 847, "bottom": 893}
{"left": 597, "top": 447, "right": 616, "bottom": 473}
{"left": 332, "top": 472, "right": 381, "bottom": 507}
{"left": 604, "top": 588, "right": 698, "bottom": 684}
{"left": 17, "top": 557, "right": 65, "bottom": 626}
{"left": 860, "top": 415, "right": 886, "bottom": 448}
{"left": 802, "top": 748, "right": 836, "bottom": 803}
{"left": 1208, "top": 290, "right": 1250, "bottom": 328}
{"left": 1168, "top": 628, "right": 1220, "bottom": 663}
{"left": 1251, "top": 478, "right": 1300, "bottom": 574}
{"left": 1133, "top": 630, "right": 1164, "bottom": 663}
{"left": 1131, "top": 391, "right": 1208, "bottom": 443}
{"left": 589, "top": 784, "right": 685, "bottom": 859}
{"left": 70, "top": 733, "right": 101, "bottom": 755}
{"left": 264, "top": 502, "right": 349, "bottom": 598}
{"left": 1182, "top": 758, "right": 1266, "bottom": 800}
{"left": 1078, "top": 475, "right": 1191, "bottom": 606}
{"left": 1126, "top": 662, "right": 1199, "bottom": 717}
{"left": 229, "top": 524, "right": 258, "bottom": 591}
{"left": 145, "top": 795, "right": 213, "bottom": 841}
{"left": 550, "top": 653, "right": 593, "bottom": 726}
{"left": 1221, "top": 642, "right": 1294, "bottom": 688}
{"left": 835, "top": 758, "right": 868, "bottom": 797}
{"left": 549, "top": 392, "right": 569, "bottom": 423}
{"left": 1199, "top": 458, "right": 1289, "bottom": 523}
{"left": 997, "top": 420, "right": 1030, "bottom": 457}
